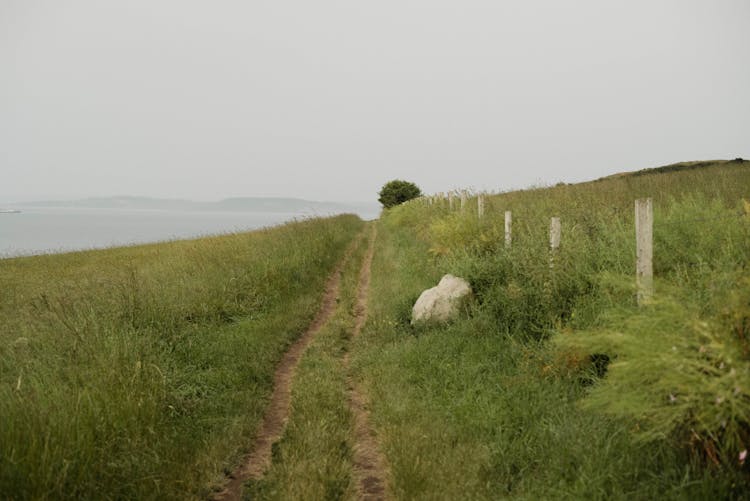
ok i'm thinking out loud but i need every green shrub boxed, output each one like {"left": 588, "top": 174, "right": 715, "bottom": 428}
{"left": 555, "top": 281, "right": 750, "bottom": 466}
{"left": 378, "top": 180, "right": 422, "bottom": 208}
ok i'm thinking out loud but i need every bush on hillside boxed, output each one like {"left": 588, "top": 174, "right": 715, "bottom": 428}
{"left": 555, "top": 282, "right": 750, "bottom": 466}
{"left": 378, "top": 180, "right": 422, "bottom": 208}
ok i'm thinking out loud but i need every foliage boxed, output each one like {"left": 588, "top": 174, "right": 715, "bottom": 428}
{"left": 629, "top": 158, "right": 748, "bottom": 178}
{"left": 353, "top": 160, "right": 750, "bottom": 498}
{"left": 0, "top": 215, "right": 363, "bottom": 500}
{"left": 4, "top": 159, "right": 750, "bottom": 498}
{"left": 556, "top": 283, "right": 750, "bottom": 465}
{"left": 356, "top": 210, "right": 749, "bottom": 499}
{"left": 378, "top": 179, "right": 422, "bottom": 208}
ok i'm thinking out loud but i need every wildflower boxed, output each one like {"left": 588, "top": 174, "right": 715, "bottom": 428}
{"left": 740, "top": 450, "right": 747, "bottom": 465}
{"left": 669, "top": 393, "right": 677, "bottom": 403}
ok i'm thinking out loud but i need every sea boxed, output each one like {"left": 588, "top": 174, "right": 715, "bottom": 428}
{"left": 0, "top": 206, "right": 377, "bottom": 258}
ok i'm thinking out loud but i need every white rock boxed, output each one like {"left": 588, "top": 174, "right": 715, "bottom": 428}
{"left": 411, "top": 274, "right": 472, "bottom": 324}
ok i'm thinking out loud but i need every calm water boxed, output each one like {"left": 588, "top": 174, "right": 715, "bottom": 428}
{"left": 0, "top": 207, "right": 366, "bottom": 257}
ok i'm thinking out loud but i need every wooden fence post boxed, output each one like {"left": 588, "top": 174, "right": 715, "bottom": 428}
{"left": 635, "top": 198, "right": 653, "bottom": 305}
{"left": 477, "top": 195, "right": 485, "bottom": 218}
{"left": 505, "top": 211, "right": 512, "bottom": 248}
{"left": 549, "top": 217, "right": 561, "bottom": 268}
{"left": 460, "top": 191, "right": 467, "bottom": 211}
{"left": 448, "top": 193, "right": 454, "bottom": 210}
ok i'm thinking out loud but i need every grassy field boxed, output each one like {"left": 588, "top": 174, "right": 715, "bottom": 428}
{"left": 0, "top": 215, "right": 363, "bottom": 500}
{"left": 352, "top": 160, "right": 750, "bottom": 499}
{"left": 3, "top": 160, "right": 749, "bottom": 500}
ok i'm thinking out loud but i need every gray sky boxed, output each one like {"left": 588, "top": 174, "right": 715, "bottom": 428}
{"left": 1, "top": 0, "right": 748, "bottom": 203}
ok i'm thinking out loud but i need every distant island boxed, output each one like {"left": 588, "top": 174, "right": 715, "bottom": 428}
{"left": 11, "top": 196, "right": 379, "bottom": 216}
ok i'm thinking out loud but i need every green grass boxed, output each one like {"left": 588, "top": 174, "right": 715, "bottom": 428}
{"left": 0, "top": 215, "right": 363, "bottom": 500}
{"left": 3, "top": 160, "right": 749, "bottom": 500}
{"left": 353, "top": 160, "right": 750, "bottom": 499}
{"left": 599, "top": 158, "right": 747, "bottom": 179}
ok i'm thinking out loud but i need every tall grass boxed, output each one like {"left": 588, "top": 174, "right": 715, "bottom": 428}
{"left": 354, "top": 160, "right": 750, "bottom": 498}
{"left": 0, "top": 215, "right": 363, "bottom": 500}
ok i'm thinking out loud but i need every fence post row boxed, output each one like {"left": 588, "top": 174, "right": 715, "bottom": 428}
{"left": 430, "top": 195, "right": 655, "bottom": 307}
{"left": 635, "top": 198, "right": 654, "bottom": 305}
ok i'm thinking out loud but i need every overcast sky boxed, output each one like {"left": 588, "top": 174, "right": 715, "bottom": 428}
{"left": 1, "top": 1, "right": 748, "bottom": 203}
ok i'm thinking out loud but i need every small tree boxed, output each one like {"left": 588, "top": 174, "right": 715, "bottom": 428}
{"left": 378, "top": 180, "right": 422, "bottom": 208}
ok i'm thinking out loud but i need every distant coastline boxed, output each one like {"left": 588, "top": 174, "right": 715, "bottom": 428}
{"left": 8, "top": 196, "right": 379, "bottom": 216}
{"left": 0, "top": 209, "right": 21, "bottom": 214}
{"left": 0, "top": 197, "right": 380, "bottom": 257}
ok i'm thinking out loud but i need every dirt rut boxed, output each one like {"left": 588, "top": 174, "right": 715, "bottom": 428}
{"left": 346, "top": 226, "right": 391, "bottom": 501}
{"left": 212, "top": 235, "right": 362, "bottom": 501}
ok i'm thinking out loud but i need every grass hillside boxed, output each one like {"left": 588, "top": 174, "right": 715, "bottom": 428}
{"left": 0, "top": 215, "right": 363, "bottom": 500}
{"left": 2, "top": 160, "right": 748, "bottom": 500}
{"left": 353, "top": 160, "right": 750, "bottom": 499}
{"left": 597, "top": 158, "right": 746, "bottom": 180}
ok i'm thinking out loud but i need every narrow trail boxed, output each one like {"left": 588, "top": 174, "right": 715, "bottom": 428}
{"left": 212, "top": 234, "right": 364, "bottom": 501}
{"left": 346, "top": 225, "right": 391, "bottom": 501}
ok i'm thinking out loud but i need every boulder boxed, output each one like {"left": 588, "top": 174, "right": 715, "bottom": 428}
{"left": 411, "top": 274, "right": 472, "bottom": 324}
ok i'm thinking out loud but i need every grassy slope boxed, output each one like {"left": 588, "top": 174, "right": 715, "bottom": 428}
{"left": 0, "top": 215, "right": 363, "bottom": 500}
{"left": 3, "top": 160, "right": 747, "bottom": 500}
{"left": 354, "top": 160, "right": 750, "bottom": 499}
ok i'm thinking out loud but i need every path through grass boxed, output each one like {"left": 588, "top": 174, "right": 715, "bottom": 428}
{"left": 245, "top": 223, "right": 390, "bottom": 501}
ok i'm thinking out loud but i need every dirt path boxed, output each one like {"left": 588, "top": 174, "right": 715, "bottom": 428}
{"left": 346, "top": 226, "right": 391, "bottom": 501}
{"left": 212, "top": 234, "right": 363, "bottom": 501}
